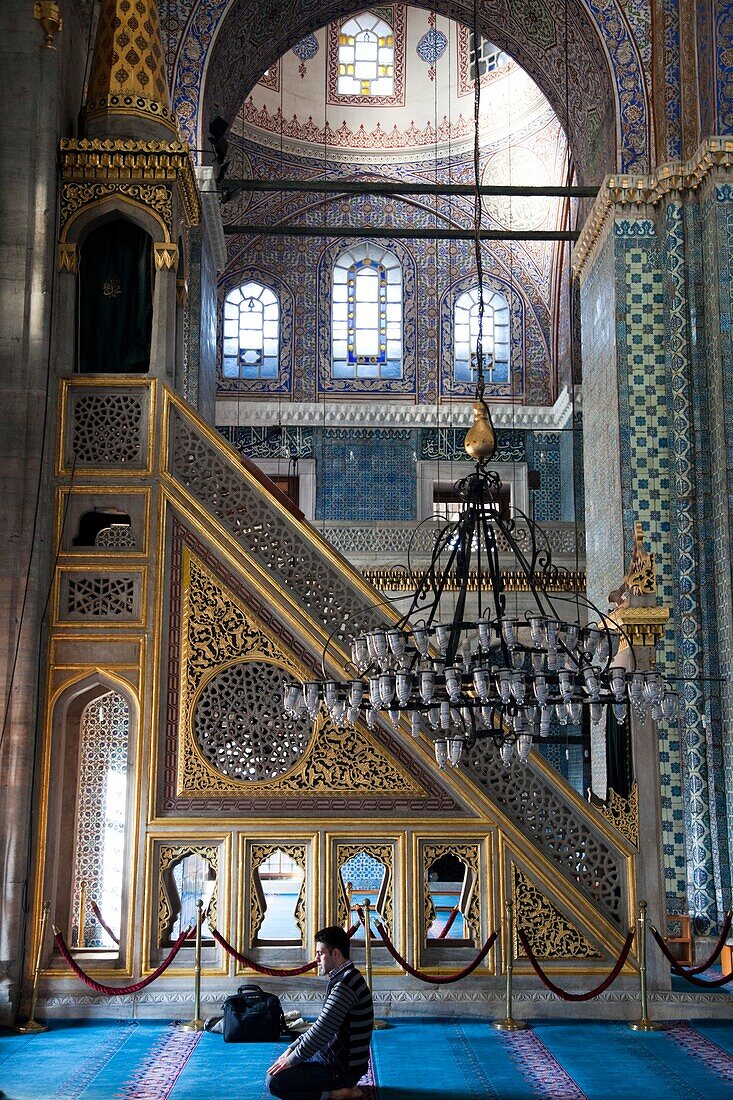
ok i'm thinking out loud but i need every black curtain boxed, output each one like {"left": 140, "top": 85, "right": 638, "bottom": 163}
{"left": 79, "top": 219, "right": 153, "bottom": 373}
{"left": 605, "top": 703, "right": 633, "bottom": 797}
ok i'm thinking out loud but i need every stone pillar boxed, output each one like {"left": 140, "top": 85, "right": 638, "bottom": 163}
{"left": 0, "top": 0, "right": 65, "bottom": 1025}
{"left": 151, "top": 242, "right": 179, "bottom": 379}
{"left": 700, "top": 174, "right": 733, "bottom": 910}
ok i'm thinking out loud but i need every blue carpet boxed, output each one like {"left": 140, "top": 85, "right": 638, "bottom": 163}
{"left": 3, "top": 1018, "right": 733, "bottom": 1099}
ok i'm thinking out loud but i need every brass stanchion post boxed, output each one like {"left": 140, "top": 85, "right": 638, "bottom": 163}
{"left": 345, "top": 880, "right": 353, "bottom": 932}
{"left": 16, "top": 901, "right": 51, "bottom": 1033}
{"left": 493, "top": 897, "right": 527, "bottom": 1031}
{"left": 629, "top": 899, "right": 662, "bottom": 1031}
{"left": 362, "top": 898, "right": 389, "bottom": 1030}
{"left": 78, "top": 879, "right": 87, "bottom": 948}
{"left": 180, "top": 900, "right": 204, "bottom": 1031}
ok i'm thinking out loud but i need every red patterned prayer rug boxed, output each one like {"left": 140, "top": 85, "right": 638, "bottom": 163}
{"left": 499, "top": 1029, "right": 588, "bottom": 1098}
{"left": 666, "top": 1024, "right": 733, "bottom": 1085}
{"left": 356, "top": 1050, "right": 378, "bottom": 1099}
{"left": 117, "top": 1024, "right": 204, "bottom": 1098}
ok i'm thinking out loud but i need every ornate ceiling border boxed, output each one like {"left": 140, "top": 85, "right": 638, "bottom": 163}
{"left": 215, "top": 387, "right": 578, "bottom": 429}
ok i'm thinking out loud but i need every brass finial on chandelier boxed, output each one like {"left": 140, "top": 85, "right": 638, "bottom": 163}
{"left": 464, "top": 398, "right": 498, "bottom": 461}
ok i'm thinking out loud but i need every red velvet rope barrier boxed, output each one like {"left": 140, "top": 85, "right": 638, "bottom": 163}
{"left": 373, "top": 918, "right": 498, "bottom": 984}
{"left": 90, "top": 901, "right": 120, "bottom": 946}
{"left": 658, "top": 911, "right": 731, "bottom": 975}
{"left": 53, "top": 925, "right": 191, "bottom": 995}
{"left": 516, "top": 927, "right": 635, "bottom": 1001}
{"left": 650, "top": 924, "right": 733, "bottom": 987}
{"left": 437, "top": 906, "right": 460, "bottom": 940}
{"left": 210, "top": 921, "right": 360, "bottom": 977}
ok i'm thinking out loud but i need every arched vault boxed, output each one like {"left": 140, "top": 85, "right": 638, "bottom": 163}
{"left": 172, "top": 0, "right": 651, "bottom": 182}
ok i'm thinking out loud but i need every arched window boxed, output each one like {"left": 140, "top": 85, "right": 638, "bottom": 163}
{"left": 222, "top": 281, "right": 279, "bottom": 379}
{"left": 71, "top": 690, "right": 130, "bottom": 948}
{"left": 332, "top": 244, "right": 402, "bottom": 379}
{"left": 337, "top": 12, "right": 394, "bottom": 96}
{"left": 453, "top": 286, "right": 510, "bottom": 384}
{"left": 469, "top": 34, "right": 509, "bottom": 81}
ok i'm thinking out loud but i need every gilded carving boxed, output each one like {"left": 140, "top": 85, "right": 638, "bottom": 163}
{"left": 178, "top": 551, "right": 421, "bottom": 797}
{"left": 422, "top": 842, "right": 480, "bottom": 944}
{"left": 512, "top": 865, "right": 602, "bottom": 960}
{"left": 58, "top": 243, "right": 78, "bottom": 273}
{"left": 60, "top": 181, "right": 173, "bottom": 237}
{"left": 362, "top": 566, "right": 585, "bottom": 594}
{"left": 59, "top": 139, "right": 200, "bottom": 228}
{"left": 336, "top": 843, "right": 394, "bottom": 936}
{"left": 249, "top": 843, "right": 307, "bottom": 947}
{"left": 594, "top": 785, "right": 639, "bottom": 849}
{"left": 609, "top": 521, "right": 656, "bottom": 604}
{"left": 154, "top": 243, "right": 179, "bottom": 271}
{"left": 158, "top": 843, "right": 219, "bottom": 947}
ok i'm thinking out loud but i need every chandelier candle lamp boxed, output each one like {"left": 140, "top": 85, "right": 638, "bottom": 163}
{"left": 283, "top": 400, "right": 678, "bottom": 770}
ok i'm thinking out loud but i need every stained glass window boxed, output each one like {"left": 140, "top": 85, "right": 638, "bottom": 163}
{"left": 222, "top": 281, "right": 279, "bottom": 379}
{"left": 469, "top": 34, "right": 509, "bottom": 81}
{"left": 332, "top": 244, "right": 402, "bottom": 380}
{"left": 337, "top": 12, "right": 394, "bottom": 96}
{"left": 453, "top": 287, "right": 510, "bottom": 384}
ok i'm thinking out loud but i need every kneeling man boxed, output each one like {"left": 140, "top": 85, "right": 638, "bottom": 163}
{"left": 266, "top": 925, "right": 374, "bottom": 1100}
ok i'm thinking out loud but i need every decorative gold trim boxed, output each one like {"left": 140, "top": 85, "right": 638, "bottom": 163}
{"left": 54, "top": 485, "right": 151, "bottom": 561}
{"left": 574, "top": 137, "right": 733, "bottom": 278}
{"left": 592, "top": 785, "right": 639, "bottom": 849}
{"left": 335, "top": 842, "right": 394, "bottom": 936}
{"left": 511, "top": 864, "right": 602, "bottom": 960}
{"left": 158, "top": 843, "right": 219, "bottom": 948}
{"left": 57, "top": 242, "right": 78, "bottom": 273}
{"left": 178, "top": 549, "right": 422, "bottom": 797}
{"left": 60, "top": 182, "right": 173, "bottom": 239}
{"left": 52, "top": 565, "right": 148, "bottom": 630}
{"left": 422, "top": 841, "right": 480, "bottom": 945}
{"left": 249, "top": 843, "right": 307, "bottom": 946}
{"left": 153, "top": 242, "right": 178, "bottom": 270}
{"left": 56, "top": 378, "right": 157, "bottom": 479}
{"left": 498, "top": 835, "right": 636, "bottom": 971}
{"left": 142, "top": 832, "right": 230, "bottom": 977}
{"left": 609, "top": 520, "right": 657, "bottom": 601}
{"left": 362, "top": 566, "right": 586, "bottom": 594}
{"left": 34, "top": 2, "right": 62, "bottom": 49}
{"left": 33, "top": 660, "right": 145, "bottom": 983}
{"left": 59, "top": 139, "right": 200, "bottom": 229}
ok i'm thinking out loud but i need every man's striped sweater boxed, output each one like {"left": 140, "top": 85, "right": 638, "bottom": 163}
{"left": 287, "top": 960, "right": 374, "bottom": 1079}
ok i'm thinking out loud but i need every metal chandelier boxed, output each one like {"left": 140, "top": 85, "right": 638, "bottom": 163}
{"left": 282, "top": 8, "right": 677, "bottom": 769}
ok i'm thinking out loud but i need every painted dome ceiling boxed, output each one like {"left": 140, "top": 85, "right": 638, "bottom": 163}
{"left": 232, "top": 6, "right": 566, "bottom": 177}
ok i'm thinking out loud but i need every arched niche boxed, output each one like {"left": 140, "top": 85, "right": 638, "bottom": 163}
{"left": 73, "top": 508, "right": 133, "bottom": 548}
{"left": 190, "top": 0, "right": 643, "bottom": 183}
{"left": 159, "top": 848, "right": 217, "bottom": 946}
{"left": 78, "top": 217, "right": 153, "bottom": 374}
{"left": 421, "top": 842, "right": 481, "bottom": 951}
{"left": 56, "top": 199, "right": 174, "bottom": 380}
{"left": 43, "top": 673, "right": 139, "bottom": 964}
{"left": 251, "top": 846, "right": 306, "bottom": 946}
{"left": 339, "top": 849, "right": 390, "bottom": 941}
